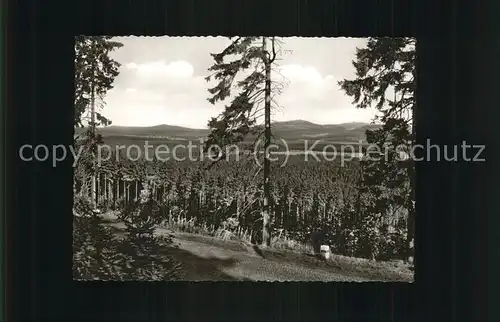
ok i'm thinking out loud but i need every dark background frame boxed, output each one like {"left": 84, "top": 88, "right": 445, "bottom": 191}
{"left": 4, "top": 0, "right": 498, "bottom": 321}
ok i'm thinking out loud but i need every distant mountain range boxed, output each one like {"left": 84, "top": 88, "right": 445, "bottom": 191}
{"left": 75, "top": 120, "right": 380, "bottom": 147}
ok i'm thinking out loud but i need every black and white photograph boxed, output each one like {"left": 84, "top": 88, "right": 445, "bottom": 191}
{"left": 72, "top": 36, "right": 416, "bottom": 282}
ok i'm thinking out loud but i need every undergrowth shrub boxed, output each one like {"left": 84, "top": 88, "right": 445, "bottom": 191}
{"left": 72, "top": 188, "right": 182, "bottom": 281}
{"left": 294, "top": 206, "right": 408, "bottom": 261}
{"left": 73, "top": 195, "right": 126, "bottom": 280}
{"left": 97, "top": 198, "right": 114, "bottom": 212}
{"left": 115, "top": 183, "right": 183, "bottom": 278}
{"left": 376, "top": 225, "right": 407, "bottom": 261}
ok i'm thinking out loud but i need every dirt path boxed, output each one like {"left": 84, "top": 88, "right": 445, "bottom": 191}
{"left": 161, "top": 230, "right": 372, "bottom": 282}
{"left": 102, "top": 219, "right": 410, "bottom": 282}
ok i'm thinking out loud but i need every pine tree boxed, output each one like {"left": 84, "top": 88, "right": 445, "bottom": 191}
{"left": 74, "top": 36, "right": 123, "bottom": 127}
{"left": 338, "top": 37, "right": 416, "bottom": 261}
{"left": 74, "top": 36, "right": 123, "bottom": 207}
{"left": 204, "top": 37, "right": 286, "bottom": 247}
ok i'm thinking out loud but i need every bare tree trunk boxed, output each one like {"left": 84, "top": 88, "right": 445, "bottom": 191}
{"left": 115, "top": 179, "right": 119, "bottom": 207}
{"left": 113, "top": 179, "right": 117, "bottom": 209}
{"left": 236, "top": 193, "right": 241, "bottom": 220}
{"left": 107, "top": 174, "right": 112, "bottom": 201}
{"left": 407, "top": 103, "right": 416, "bottom": 264}
{"left": 103, "top": 173, "right": 107, "bottom": 200}
{"left": 261, "top": 37, "right": 272, "bottom": 247}
{"left": 90, "top": 76, "right": 97, "bottom": 209}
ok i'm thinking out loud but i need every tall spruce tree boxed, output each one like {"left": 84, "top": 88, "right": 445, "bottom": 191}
{"left": 74, "top": 36, "right": 123, "bottom": 207}
{"left": 75, "top": 36, "right": 123, "bottom": 127}
{"left": 338, "top": 37, "right": 416, "bottom": 261}
{"left": 204, "top": 37, "right": 286, "bottom": 247}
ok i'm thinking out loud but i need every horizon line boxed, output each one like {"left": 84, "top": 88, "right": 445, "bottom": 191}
{"left": 77, "top": 119, "right": 381, "bottom": 130}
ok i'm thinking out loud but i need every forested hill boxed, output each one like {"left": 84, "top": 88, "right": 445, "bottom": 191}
{"left": 74, "top": 120, "right": 380, "bottom": 145}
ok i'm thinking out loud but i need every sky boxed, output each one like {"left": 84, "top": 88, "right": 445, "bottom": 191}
{"left": 100, "top": 36, "right": 379, "bottom": 129}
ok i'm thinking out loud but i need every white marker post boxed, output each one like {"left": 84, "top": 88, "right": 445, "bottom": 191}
{"left": 320, "top": 245, "right": 331, "bottom": 260}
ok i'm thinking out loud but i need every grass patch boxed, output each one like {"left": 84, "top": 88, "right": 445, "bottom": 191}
{"left": 173, "top": 232, "right": 413, "bottom": 282}
{"left": 99, "top": 211, "right": 413, "bottom": 282}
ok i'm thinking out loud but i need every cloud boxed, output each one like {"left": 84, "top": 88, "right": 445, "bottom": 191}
{"left": 104, "top": 61, "right": 377, "bottom": 127}
{"left": 279, "top": 64, "right": 324, "bottom": 84}
{"left": 99, "top": 37, "right": 378, "bottom": 128}
{"left": 103, "top": 60, "right": 217, "bottom": 127}
{"left": 126, "top": 60, "right": 194, "bottom": 79}
{"left": 270, "top": 64, "right": 373, "bottom": 124}
{"left": 118, "top": 60, "right": 205, "bottom": 94}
